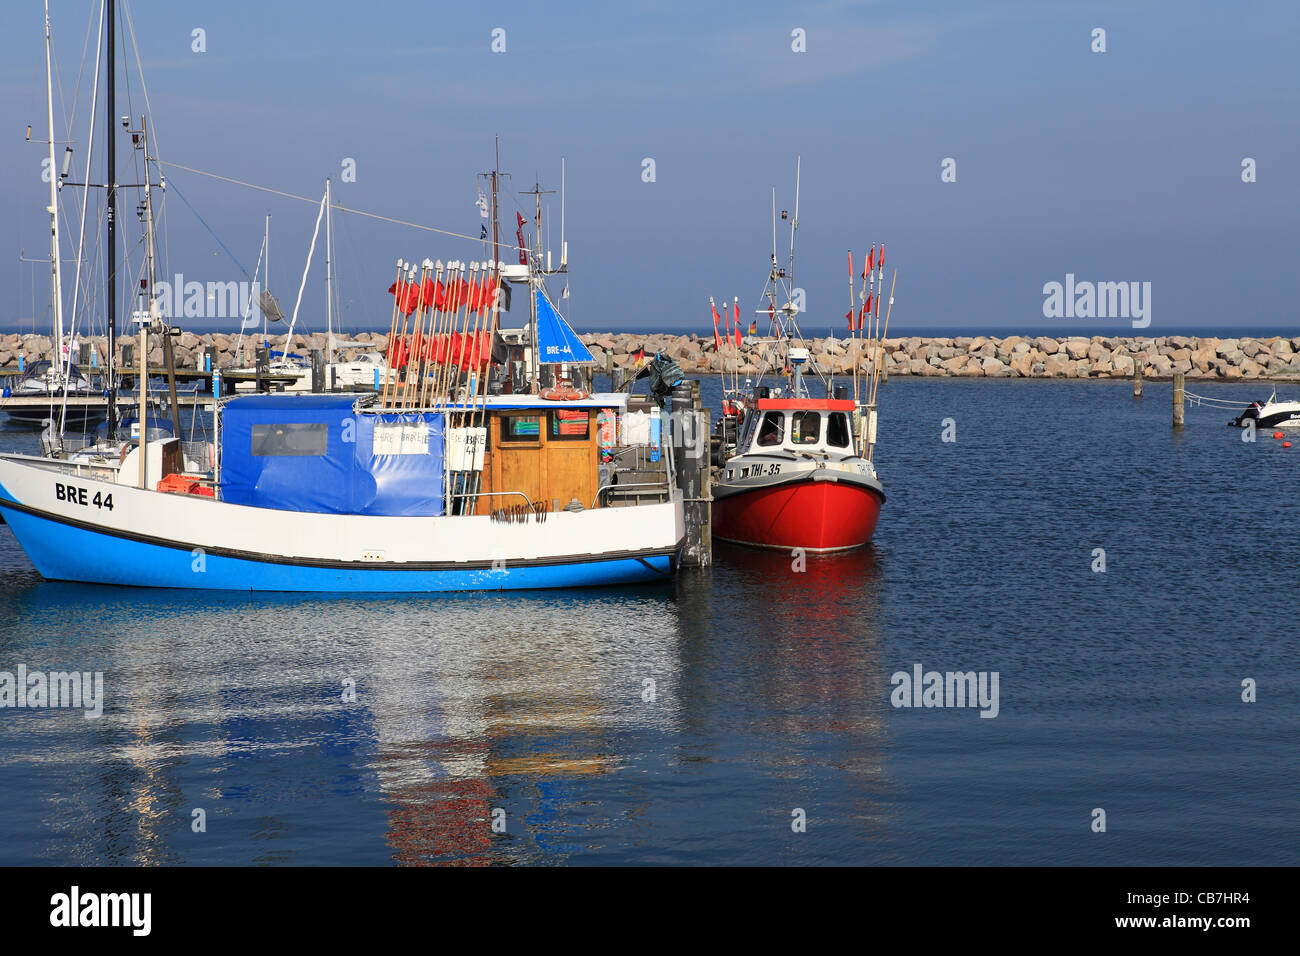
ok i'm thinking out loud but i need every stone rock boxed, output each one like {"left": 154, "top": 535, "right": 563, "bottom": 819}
{"left": 1044, "top": 354, "right": 1071, "bottom": 376}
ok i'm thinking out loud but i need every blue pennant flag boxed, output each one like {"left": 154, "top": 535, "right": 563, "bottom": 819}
{"left": 535, "top": 290, "right": 593, "bottom": 364}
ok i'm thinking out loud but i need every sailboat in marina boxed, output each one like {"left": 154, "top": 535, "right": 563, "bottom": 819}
{"left": 3, "top": 2, "right": 106, "bottom": 431}
{"left": 228, "top": 182, "right": 390, "bottom": 393}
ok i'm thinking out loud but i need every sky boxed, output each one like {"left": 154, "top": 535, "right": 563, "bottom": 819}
{"left": 1, "top": 0, "right": 1297, "bottom": 337}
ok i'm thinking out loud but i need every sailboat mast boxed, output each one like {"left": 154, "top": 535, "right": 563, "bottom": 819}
{"left": 325, "top": 178, "right": 333, "bottom": 361}
{"left": 263, "top": 213, "right": 269, "bottom": 343}
{"left": 43, "top": 0, "right": 65, "bottom": 388}
{"left": 105, "top": 0, "right": 117, "bottom": 429}
{"left": 141, "top": 117, "right": 157, "bottom": 295}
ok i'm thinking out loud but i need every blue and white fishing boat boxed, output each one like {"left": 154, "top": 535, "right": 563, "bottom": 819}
{"left": 0, "top": 82, "right": 685, "bottom": 590}
{"left": 0, "top": 273, "right": 685, "bottom": 591}
{"left": 0, "top": 387, "right": 683, "bottom": 592}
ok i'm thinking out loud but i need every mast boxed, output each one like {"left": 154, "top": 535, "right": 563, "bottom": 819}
{"left": 325, "top": 178, "right": 333, "bottom": 361}
{"left": 263, "top": 213, "right": 269, "bottom": 343}
{"left": 521, "top": 180, "right": 555, "bottom": 392}
{"left": 43, "top": 0, "right": 65, "bottom": 390}
{"left": 491, "top": 136, "right": 500, "bottom": 273}
{"left": 105, "top": 0, "right": 117, "bottom": 429}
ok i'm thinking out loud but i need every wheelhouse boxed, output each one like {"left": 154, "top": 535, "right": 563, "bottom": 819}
{"left": 736, "top": 398, "right": 857, "bottom": 455}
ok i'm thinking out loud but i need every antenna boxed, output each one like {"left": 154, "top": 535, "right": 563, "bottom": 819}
{"left": 788, "top": 156, "right": 800, "bottom": 292}
{"left": 771, "top": 188, "right": 778, "bottom": 273}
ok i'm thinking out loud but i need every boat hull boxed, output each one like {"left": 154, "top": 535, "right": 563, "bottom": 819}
{"left": 713, "top": 473, "right": 883, "bottom": 552}
{"left": 3, "top": 402, "right": 105, "bottom": 430}
{"left": 0, "top": 454, "right": 682, "bottom": 593}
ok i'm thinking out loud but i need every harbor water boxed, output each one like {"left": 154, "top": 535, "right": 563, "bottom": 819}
{"left": 0, "top": 378, "right": 1295, "bottom": 865}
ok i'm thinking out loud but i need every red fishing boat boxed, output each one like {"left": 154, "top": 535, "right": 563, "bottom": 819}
{"left": 711, "top": 160, "right": 894, "bottom": 552}
{"left": 712, "top": 392, "right": 884, "bottom": 551}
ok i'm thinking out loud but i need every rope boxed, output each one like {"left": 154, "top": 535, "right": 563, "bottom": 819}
{"left": 158, "top": 160, "right": 524, "bottom": 252}
{"left": 168, "top": 177, "right": 254, "bottom": 280}
{"left": 1184, "top": 390, "right": 1252, "bottom": 409}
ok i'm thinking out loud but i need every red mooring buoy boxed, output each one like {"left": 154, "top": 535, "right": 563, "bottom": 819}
{"left": 1284, "top": 442, "right": 1292, "bottom": 448}
{"left": 1275, "top": 431, "right": 1285, "bottom": 440}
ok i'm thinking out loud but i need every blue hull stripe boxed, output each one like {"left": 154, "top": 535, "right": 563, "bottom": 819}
{"left": 0, "top": 501, "right": 676, "bottom": 593}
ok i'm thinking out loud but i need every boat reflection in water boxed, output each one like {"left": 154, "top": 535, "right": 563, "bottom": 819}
{"left": 363, "top": 590, "right": 683, "bottom": 865}
{"left": 0, "top": 547, "right": 897, "bottom": 864}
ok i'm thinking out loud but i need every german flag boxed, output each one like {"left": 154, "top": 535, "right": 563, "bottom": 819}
{"left": 631, "top": 346, "right": 646, "bottom": 364}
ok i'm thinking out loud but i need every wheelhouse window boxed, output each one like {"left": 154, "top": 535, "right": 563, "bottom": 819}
{"left": 250, "top": 423, "right": 328, "bottom": 457}
{"left": 738, "top": 411, "right": 758, "bottom": 451}
{"left": 790, "top": 411, "right": 822, "bottom": 445}
{"left": 826, "top": 412, "right": 851, "bottom": 448}
{"left": 500, "top": 414, "right": 542, "bottom": 442}
{"left": 756, "top": 412, "right": 785, "bottom": 447}
{"left": 549, "top": 409, "right": 591, "bottom": 440}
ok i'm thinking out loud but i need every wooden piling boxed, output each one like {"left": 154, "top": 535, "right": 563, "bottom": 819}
{"left": 310, "top": 349, "right": 325, "bottom": 392}
{"left": 1172, "top": 371, "right": 1184, "bottom": 427}
{"left": 672, "top": 380, "right": 711, "bottom": 567}
{"left": 161, "top": 329, "right": 182, "bottom": 437}
{"left": 1133, "top": 360, "right": 1143, "bottom": 398}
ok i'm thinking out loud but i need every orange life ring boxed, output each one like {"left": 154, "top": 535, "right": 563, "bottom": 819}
{"left": 541, "top": 384, "right": 589, "bottom": 401}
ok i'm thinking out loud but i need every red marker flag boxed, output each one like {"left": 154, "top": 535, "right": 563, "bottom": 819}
{"left": 389, "top": 279, "right": 419, "bottom": 316}
{"left": 865, "top": 246, "right": 874, "bottom": 277}
{"left": 733, "top": 301, "right": 742, "bottom": 346}
{"left": 420, "top": 278, "right": 440, "bottom": 310}
{"left": 711, "top": 302, "right": 722, "bottom": 350}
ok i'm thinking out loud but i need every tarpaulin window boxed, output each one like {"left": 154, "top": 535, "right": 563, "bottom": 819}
{"left": 220, "top": 394, "right": 445, "bottom": 516}
{"left": 251, "top": 423, "right": 328, "bottom": 457}
{"left": 549, "top": 409, "right": 590, "bottom": 440}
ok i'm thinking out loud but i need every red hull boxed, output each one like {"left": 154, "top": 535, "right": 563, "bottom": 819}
{"left": 713, "top": 478, "right": 883, "bottom": 552}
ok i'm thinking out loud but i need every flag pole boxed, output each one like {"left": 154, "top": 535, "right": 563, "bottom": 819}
{"left": 406, "top": 260, "right": 432, "bottom": 410}
{"left": 733, "top": 298, "right": 741, "bottom": 394}
{"left": 717, "top": 291, "right": 728, "bottom": 395}
{"left": 870, "top": 268, "right": 897, "bottom": 410}
{"left": 381, "top": 259, "right": 402, "bottom": 408}
{"left": 392, "top": 262, "right": 416, "bottom": 409}
{"left": 856, "top": 250, "right": 870, "bottom": 403}
{"left": 430, "top": 262, "right": 462, "bottom": 411}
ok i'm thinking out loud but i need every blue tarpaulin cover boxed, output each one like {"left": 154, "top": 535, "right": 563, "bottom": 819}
{"left": 535, "top": 290, "right": 594, "bottom": 364}
{"left": 219, "top": 394, "right": 444, "bottom": 516}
